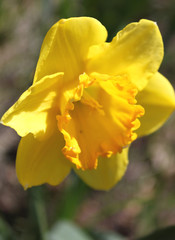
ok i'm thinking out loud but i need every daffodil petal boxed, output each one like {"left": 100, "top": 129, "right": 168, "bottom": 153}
{"left": 1, "top": 72, "right": 64, "bottom": 139}
{"left": 34, "top": 17, "right": 107, "bottom": 84}
{"left": 87, "top": 19, "right": 163, "bottom": 90}
{"left": 16, "top": 131, "right": 71, "bottom": 189}
{"left": 57, "top": 73, "right": 143, "bottom": 170}
{"left": 136, "top": 72, "right": 175, "bottom": 136}
{"left": 74, "top": 148, "right": 128, "bottom": 191}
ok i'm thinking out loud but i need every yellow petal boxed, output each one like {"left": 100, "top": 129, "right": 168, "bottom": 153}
{"left": 16, "top": 131, "right": 71, "bottom": 189}
{"left": 136, "top": 72, "right": 175, "bottom": 136}
{"left": 87, "top": 19, "right": 163, "bottom": 90}
{"left": 57, "top": 73, "right": 144, "bottom": 170}
{"left": 74, "top": 148, "right": 128, "bottom": 191}
{"left": 34, "top": 17, "right": 107, "bottom": 84}
{"left": 1, "top": 72, "right": 64, "bottom": 139}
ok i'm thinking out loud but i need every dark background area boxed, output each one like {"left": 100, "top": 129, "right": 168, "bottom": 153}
{"left": 1, "top": 0, "right": 175, "bottom": 239}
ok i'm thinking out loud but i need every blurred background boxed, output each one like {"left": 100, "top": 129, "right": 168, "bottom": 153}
{"left": 1, "top": 0, "right": 175, "bottom": 239}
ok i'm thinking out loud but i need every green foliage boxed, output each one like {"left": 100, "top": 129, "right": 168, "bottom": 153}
{"left": 0, "top": 217, "right": 15, "bottom": 240}
{"left": 46, "top": 220, "right": 93, "bottom": 240}
{"left": 58, "top": 174, "right": 89, "bottom": 219}
{"left": 138, "top": 226, "right": 175, "bottom": 240}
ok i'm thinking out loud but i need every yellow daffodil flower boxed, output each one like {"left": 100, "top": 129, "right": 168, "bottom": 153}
{"left": 1, "top": 17, "right": 175, "bottom": 190}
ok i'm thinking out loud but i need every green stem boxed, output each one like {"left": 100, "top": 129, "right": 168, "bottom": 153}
{"left": 29, "top": 187, "right": 48, "bottom": 240}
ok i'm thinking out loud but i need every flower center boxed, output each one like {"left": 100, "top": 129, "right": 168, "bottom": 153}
{"left": 57, "top": 72, "right": 144, "bottom": 170}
